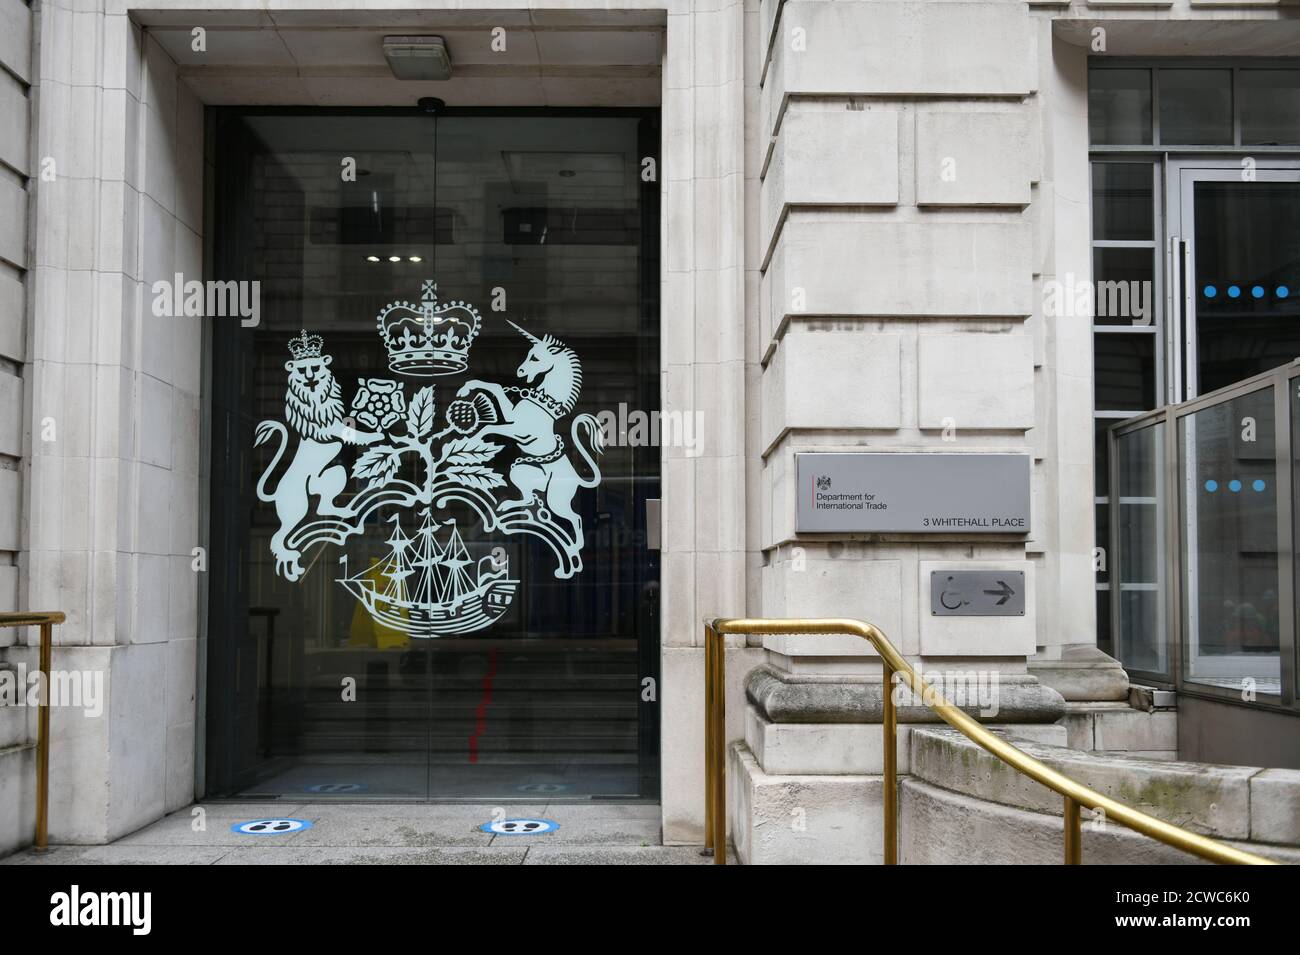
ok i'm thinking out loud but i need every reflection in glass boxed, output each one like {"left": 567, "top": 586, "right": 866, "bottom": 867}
{"left": 1089, "top": 69, "right": 1153, "bottom": 146}
{"left": 1091, "top": 163, "right": 1154, "bottom": 241}
{"left": 1115, "top": 424, "right": 1166, "bottom": 676}
{"left": 1240, "top": 70, "right": 1300, "bottom": 146}
{"left": 1096, "top": 589, "right": 1113, "bottom": 660}
{"left": 1293, "top": 379, "right": 1300, "bottom": 699}
{"left": 1160, "top": 69, "right": 1233, "bottom": 146}
{"left": 1179, "top": 389, "right": 1280, "bottom": 693}
{"left": 1193, "top": 181, "right": 1300, "bottom": 395}
{"left": 209, "top": 111, "right": 661, "bottom": 800}
{"left": 1094, "top": 333, "right": 1156, "bottom": 412}
{"left": 1094, "top": 417, "right": 1112, "bottom": 498}
{"left": 1096, "top": 501, "right": 1110, "bottom": 585}
{"left": 1091, "top": 247, "right": 1155, "bottom": 327}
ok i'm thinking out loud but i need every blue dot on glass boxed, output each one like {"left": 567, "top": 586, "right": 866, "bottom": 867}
{"left": 1253, "top": 479, "right": 1266, "bottom": 492}
{"left": 1204, "top": 480, "right": 1218, "bottom": 492}
{"left": 1228, "top": 285, "right": 1241, "bottom": 299}
{"left": 1203, "top": 285, "right": 1217, "bottom": 298}
{"left": 1252, "top": 286, "right": 1265, "bottom": 299}
{"left": 1229, "top": 479, "right": 1242, "bottom": 493}
{"left": 1278, "top": 286, "right": 1290, "bottom": 299}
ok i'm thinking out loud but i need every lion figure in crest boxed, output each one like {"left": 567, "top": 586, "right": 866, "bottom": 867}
{"left": 253, "top": 333, "right": 382, "bottom": 581}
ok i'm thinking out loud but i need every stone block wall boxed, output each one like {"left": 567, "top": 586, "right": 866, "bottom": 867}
{"left": 753, "top": 0, "right": 1072, "bottom": 674}
{"left": 1, "top": 10, "right": 203, "bottom": 854}
{"left": 0, "top": 0, "right": 33, "bottom": 857}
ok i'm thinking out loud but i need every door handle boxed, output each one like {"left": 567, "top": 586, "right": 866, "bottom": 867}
{"left": 645, "top": 498, "right": 661, "bottom": 550}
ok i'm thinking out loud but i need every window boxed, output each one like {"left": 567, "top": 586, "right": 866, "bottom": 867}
{"left": 1087, "top": 58, "right": 1300, "bottom": 665}
{"left": 1088, "top": 158, "right": 1159, "bottom": 658}
{"left": 1089, "top": 62, "right": 1300, "bottom": 148}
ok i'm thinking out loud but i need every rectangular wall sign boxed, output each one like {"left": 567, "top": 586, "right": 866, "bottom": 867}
{"left": 929, "top": 570, "right": 1026, "bottom": 616}
{"left": 795, "top": 453, "right": 1031, "bottom": 534}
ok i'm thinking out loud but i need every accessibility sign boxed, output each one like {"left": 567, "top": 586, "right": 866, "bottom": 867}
{"left": 929, "top": 570, "right": 1026, "bottom": 617}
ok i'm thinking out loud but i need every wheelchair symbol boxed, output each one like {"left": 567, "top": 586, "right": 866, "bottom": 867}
{"left": 939, "top": 576, "right": 968, "bottom": 611}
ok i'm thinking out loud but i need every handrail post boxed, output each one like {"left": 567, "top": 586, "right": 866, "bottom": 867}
{"left": 35, "top": 620, "right": 52, "bottom": 852}
{"left": 882, "top": 662, "right": 897, "bottom": 865}
{"left": 703, "top": 622, "right": 715, "bottom": 858}
{"left": 1064, "top": 796, "right": 1082, "bottom": 865}
{"left": 710, "top": 625, "right": 726, "bottom": 864}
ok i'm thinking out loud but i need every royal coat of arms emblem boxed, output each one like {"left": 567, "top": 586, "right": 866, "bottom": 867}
{"left": 252, "top": 279, "right": 604, "bottom": 637}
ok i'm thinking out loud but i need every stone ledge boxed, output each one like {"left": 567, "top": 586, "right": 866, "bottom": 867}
{"left": 745, "top": 703, "right": 1069, "bottom": 775}
{"left": 900, "top": 777, "right": 1300, "bottom": 865}
{"left": 1027, "top": 644, "right": 1129, "bottom": 701}
{"left": 1250, "top": 769, "right": 1300, "bottom": 845}
{"left": 746, "top": 665, "right": 1066, "bottom": 724}
{"left": 911, "top": 727, "right": 1256, "bottom": 839}
{"left": 1059, "top": 701, "right": 1177, "bottom": 755}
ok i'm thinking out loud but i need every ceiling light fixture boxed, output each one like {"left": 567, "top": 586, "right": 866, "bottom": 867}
{"left": 366, "top": 255, "right": 380, "bottom": 263}
{"left": 388, "top": 256, "right": 401, "bottom": 263}
{"left": 383, "top": 36, "right": 453, "bottom": 81}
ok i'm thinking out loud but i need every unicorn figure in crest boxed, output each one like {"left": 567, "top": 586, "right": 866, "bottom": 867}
{"left": 455, "top": 321, "right": 604, "bottom": 566}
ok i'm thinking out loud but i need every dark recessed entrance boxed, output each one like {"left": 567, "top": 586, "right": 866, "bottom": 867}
{"left": 205, "top": 108, "right": 661, "bottom": 800}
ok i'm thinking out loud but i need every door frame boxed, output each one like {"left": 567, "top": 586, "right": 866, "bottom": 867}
{"left": 1163, "top": 160, "right": 1300, "bottom": 692}
{"left": 1164, "top": 157, "right": 1300, "bottom": 402}
{"left": 202, "top": 105, "right": 664, "bottom": 800}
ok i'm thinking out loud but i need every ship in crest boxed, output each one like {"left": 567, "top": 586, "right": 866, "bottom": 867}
{"left": 337, "top": 510, "right": 517, "bottom": 637}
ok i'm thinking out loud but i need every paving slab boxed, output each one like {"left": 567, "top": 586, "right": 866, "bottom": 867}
{"left": 2, "top": 844, "right": 231, "bottom": 865}
{"left": 2, "top": 802, "right": 691, "bottom": 863}
{"left": 523, "top": 846, "right": 735, "bottom": 865}
{"left": 214, "top": 846, "right": 528, "bottom": 865}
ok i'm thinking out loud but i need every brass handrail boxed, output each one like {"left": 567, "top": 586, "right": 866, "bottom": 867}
{"left": 704, "top": 617, "right": 1276, "bottom": 866}
{"left": 0, "top": 611, "right": 65, "bottom": 852}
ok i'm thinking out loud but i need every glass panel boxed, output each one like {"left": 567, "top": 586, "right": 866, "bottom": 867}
{"left": 1092, "top": 247, "right": 1156, "bottom": 326}
{"left": 1094, "top": 417, "right": 1111, "bottom": 498}
{"left": 1240, "top": 70, "right": 1300, "bottom": 146}
{"left": 1096, "top": 588, "right": 1113, "bottom": 659}
{"left": 1095, "top": 501, "right": 1110, "bottom": 584}
{"left": 1115, "top": 424, "right": 1166, "bottom": 675}
{"left": 1092, "top": 163, "right": 1154, "bottom": 241}
{"left": 1293, "top": 376, "right": 1300, "bottom": 699}
{"left": 1192, "top": 180, "right": 1300, "bottom": 395}
{"left": 1094, "top": 333, "right": 1156, "bottom": 411}
{"left": 1179, "top": 388, "right": 1280, "bottom": 694}
{"left": 1089, "top": 68, "right": 1153, "bottom": 146}
{"left": 1159, "top": 69, "right": 1234, "bottom": 145}
{"left": 208, "top": 111, "right": 661, "bottom": 800}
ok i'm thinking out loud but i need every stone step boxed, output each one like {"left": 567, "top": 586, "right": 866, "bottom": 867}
{"left": 290, "top": 733, "right": 639, "bottom": 754}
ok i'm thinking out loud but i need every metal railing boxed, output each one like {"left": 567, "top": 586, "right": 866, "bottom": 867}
{"left": 703, "top": 617, "right": 1276, "bottom": 866}
{"left": 0, "top": 611, "right": 65, "bottom": 852}
{"left": 1109, "top": 360, "right": 1300, "bottom": 713}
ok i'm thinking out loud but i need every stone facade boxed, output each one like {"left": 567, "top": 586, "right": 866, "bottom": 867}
{"left": 0, "top": 0, "right": 34, "bottom": 856}
{"left": 2, "top": 0, "right": 1298, "bottom": 859}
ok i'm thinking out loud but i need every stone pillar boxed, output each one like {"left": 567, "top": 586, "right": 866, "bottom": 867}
{"left": 660, "top": 0, "right": 765, "bottom": 845}
{"left": 740, "top": 0, "right": 1075, "bottom": 859}
{"left": 0, "top": 0, "right": 36, "bottom": 857}
{"left": 11, "top": 13, "right": 202, "bottom": 844}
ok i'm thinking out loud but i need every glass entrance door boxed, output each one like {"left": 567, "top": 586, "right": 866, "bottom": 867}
{"left": 207, "top": 109, "right": 661, "bottom": 801}
{"left": 1168, "top": 161, "right": 1298, "bottom": 695}
{"left": 1169, "top": 162, "right": 1300, "bottom": 400}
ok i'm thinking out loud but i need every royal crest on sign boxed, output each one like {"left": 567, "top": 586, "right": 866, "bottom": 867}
{"left": 253, "top": 280, "right": 604, "bottom": 637}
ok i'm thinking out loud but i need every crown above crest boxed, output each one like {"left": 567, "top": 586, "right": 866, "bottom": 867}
{"left": 376, "top": 279, "right": 481, "bottom": 377}
{"left": 287, "top": 330, "right": 324, "bottom": 361}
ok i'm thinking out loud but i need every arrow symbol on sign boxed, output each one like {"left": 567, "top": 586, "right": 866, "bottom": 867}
{"left": 982, "top": 580, "right": 1015, "bottom": 605}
